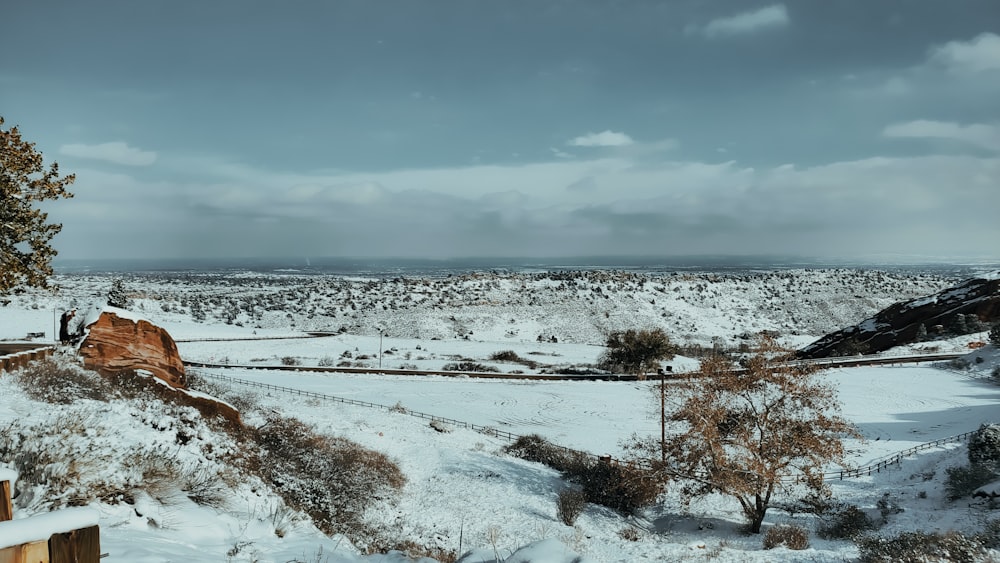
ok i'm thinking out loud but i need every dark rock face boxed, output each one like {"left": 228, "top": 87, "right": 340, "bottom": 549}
{"left": 798, "top": 275, "right": 1000, "bottom": 359}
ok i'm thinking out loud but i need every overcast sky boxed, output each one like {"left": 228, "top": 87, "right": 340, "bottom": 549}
{"left": 3, "top": 1, "right": 999, "bottom": 262}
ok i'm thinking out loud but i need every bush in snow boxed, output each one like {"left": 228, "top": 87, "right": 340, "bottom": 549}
{"left": 968, "top": 423, "right": 1000, "bottom": 470}
{"left": 856, "top": 530, "right": 990, "bottom": 563}
{"left": 945, "top": 463, "right": 996, "bottom": 501}
{"left": 556, "top": 487, "right": 586, "bottom": 526}
{"left": 989, "top": 323, "right": 1000, "bottom": 347}
{"left": 504, "top": 434, "right": 660, "bottom": 514}
{"left": 762, "top": 524, "right": 809, "bottom": 550}
{"left": 442, "top": 361, "right": 499, "bottom": 373}
{"left": 816, "top": 504, "right": 878, "bottom": 540}
{"left": 12, "top": 354, "right": 113, "bottom": 404}
{"left": 239, "top": 413, "right": 406, "bottom": 540}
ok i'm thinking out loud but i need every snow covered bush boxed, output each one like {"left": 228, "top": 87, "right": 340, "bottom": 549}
{"left": 968, "top": 423, "right": 1000, "bottom": 470}
{"left": 239, "top": 413, "right": 406, "bottom": 540}
{"left": 503, "top": 434, "right": 660, "bottom": 514}
{"left": 816, "top": 504, "right": 878, "bottom": 540}
{"left": 856, "top": 530, "right": 990, "bottom": 563}
{"left": 12, "top": 353, "right": 112, "bottom": 404}
{"left": 762, "top": 524, "right": 809, "bottom": 550}
{"left": 945, "top": 463, "right": 996, "bottom": 501}
{"left": 989, "top": 323, "right": 1000, "bottom": 347}
{"left": 556, "top": 487, "right": 586, "bottom": 525}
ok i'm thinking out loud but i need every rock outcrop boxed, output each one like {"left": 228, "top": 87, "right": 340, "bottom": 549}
{"left": 798, "top": 274, "right": 1000, "bottom": 359}
{"left": 78, "top": 307, "right": 186, "bottom": 388}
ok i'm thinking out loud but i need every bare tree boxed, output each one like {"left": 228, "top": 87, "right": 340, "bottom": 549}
{"left": 0, "top": 117, "right": 75, "bottom": 300}
{"left": 637, "top": 334, "right": 860, "bottom": 533}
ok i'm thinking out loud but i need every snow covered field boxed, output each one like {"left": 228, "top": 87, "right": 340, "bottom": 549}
{"left": 2, "top": 268, "right": 999, "bottom": 562}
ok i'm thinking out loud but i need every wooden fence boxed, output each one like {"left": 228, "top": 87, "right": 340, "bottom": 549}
{"left": 0, "top": 472, "right": 101, "bottom": 563}
{"left": 0, "top": 345, "right": 55, "bottom": 375}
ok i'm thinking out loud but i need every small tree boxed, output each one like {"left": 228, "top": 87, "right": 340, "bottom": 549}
{"left": 0, "top": 117, "right": 75, "bottom": 301}
{"left": 600, "top": 328, "right": 674, "bottom": 378}
{"left": 107, "top": 278, "right": 132, "bottom": 309}
{"left": 989, "top": 324, "right": 1000, "bottom": 347}
{"left": 644, "top": 334, "right": 860, "bottom": 533}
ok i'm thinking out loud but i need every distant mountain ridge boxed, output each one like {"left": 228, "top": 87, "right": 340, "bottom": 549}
{"left": 798, "top": 272, "right": 1000, "bottom": 358}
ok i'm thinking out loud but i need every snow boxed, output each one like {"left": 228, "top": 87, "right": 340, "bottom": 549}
{"left": 0, "top": 468, "right": 15, "bottom": 487}
{"left": 0, "top": 507, "right": 99, "bottom": 548}
{"left": 1, "top": 268, "right": 999, "bottom": 561}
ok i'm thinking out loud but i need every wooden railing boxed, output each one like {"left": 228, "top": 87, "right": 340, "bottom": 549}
{"left": 0, "top": 471, "right": 101, "bottom": 563}
{"left": 0, "top": 344, "right": 55, "bottom": 375}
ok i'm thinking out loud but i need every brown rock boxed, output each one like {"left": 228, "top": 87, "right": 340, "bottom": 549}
{"left": 78, "top": 308, "right": 186, "bottom": 388}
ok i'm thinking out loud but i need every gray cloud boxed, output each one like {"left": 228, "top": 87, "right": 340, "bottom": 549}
{"left": 700, "top": 4, "right": 790, "bottom": 38}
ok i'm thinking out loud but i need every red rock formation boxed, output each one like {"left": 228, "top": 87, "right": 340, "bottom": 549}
{"left": 78, "top": 308, "right": 186, "bottom": 388}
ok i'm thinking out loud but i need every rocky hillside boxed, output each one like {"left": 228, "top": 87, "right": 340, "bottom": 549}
{"left": 27, "top": 269, "right": 956, "bottom": 347}
{"left": 799, "top": 273, "right": 1000, "bottom": 358}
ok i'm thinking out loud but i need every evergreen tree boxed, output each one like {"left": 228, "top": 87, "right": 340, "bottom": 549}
{"left": 107, "top": 278, "right": 132, "bottom": 309}
{"left": 915, "top": 323, "right": 928, "bottom": 342}
{"left": 0, "top": 117, "right": 75, "bottom": 301}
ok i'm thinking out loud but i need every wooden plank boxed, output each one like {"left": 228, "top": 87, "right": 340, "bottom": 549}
{"left": 0, "top": 480, "right": 11, "bottom": 522}
{"left": 48, "top": 526, "right": 100, "bottom": 563}
{"left": 0, "top": 540, "right": 49, "bottom": 563}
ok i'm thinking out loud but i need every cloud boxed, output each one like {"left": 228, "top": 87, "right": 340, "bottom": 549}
{"left": 568, "top": 130, "right": 634, "bottom": 147}
{"left": 59, "top": 141, "right": 157, "bottom": 166}
{"left": 883, "top": 120, "right": 1000, "bottom": 152}
{"left": 929, "top": 32, "right": 1000, "bottom": 73}
{"left": 701, "top": 4, "right": 789, "bottom": 38}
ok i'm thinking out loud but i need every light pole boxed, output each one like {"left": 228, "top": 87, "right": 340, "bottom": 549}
{"left": 377, "top": 326, "right": 384, "bottom": 369}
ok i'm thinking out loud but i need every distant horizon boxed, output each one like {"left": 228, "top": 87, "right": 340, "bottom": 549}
{"left": 50, "top": 253, "right": 1000, "bottom": 277}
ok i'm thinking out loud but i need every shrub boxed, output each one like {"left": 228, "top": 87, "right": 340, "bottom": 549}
{"left": 990, "top": 324, "right": 1000, "bottom": 347}
{"left": 556, "top": 488, "right": 587, "bottom": 525}
{"left": 945, "top": 463, "right": 996, "bottom": 500}
{"left": 490, "top": 350, "right": 522, "bottom": 362}
{"left": 243, "top": 414, "right": 405, "bottom": 537}
{"left": 561, "top": 457, "right": 660, "bottom": 515}
{"left": 503, "top": 434, "right": 582, "bottom": 473}
{"left": 968, "top": 423, "right": 1000, "bottom": 469}
{"left": 857, "top": 530, "right": 990, "bottom": 563}
{"left": 762, "top": 524, "right": 810, "bottom": 550}
{"left": 504, "top": 435, "right": 660, "bottom": 514}
{"left": 816, "top": 504, "right": 878, "bottom": 540}
{"left": 442, "top": 361, "right": 499, "bottom": 373}
{"left": 618, "top": 527, "right": 641, "bottom": 542}
{"left": 280, "top": 356, "right": 300, "bottom": 366}
{"left": 317, "top": 356, "right": 337, "bottom": 367}
{"left": 979, "top": 518, "right": 1000, "bottom": 549}
{"left": 12, "top": 354, "right": 112, "bottom": 404}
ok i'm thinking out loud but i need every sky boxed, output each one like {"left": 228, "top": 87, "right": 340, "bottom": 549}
{"left": 2, "top": 0, "right": 999, "bottom": 262}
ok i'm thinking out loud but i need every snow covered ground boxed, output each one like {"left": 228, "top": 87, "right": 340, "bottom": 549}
{"left": 2, "top": 269, "right": 999, "bottom": 561}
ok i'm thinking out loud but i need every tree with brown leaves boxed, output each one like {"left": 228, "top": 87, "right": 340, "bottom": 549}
{"left": 0, "top": 116, "right": 75, "bottom": 300}
{"left": 637, "top": 334, "right": 860, "bottom": 533}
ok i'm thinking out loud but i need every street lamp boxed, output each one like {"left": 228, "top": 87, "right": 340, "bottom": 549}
{"left": 377, "top": 325, "right": 385, "bottom": 369}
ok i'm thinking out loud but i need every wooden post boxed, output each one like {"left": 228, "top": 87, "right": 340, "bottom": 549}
{"left": 0, "top": 540, "right": 49, "bottom": 563}
{"left": 48, "top": 526, "right": 100, "bottom": 563}
{"left": 0, "top": 479, "right": 12, "bottom": 522}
